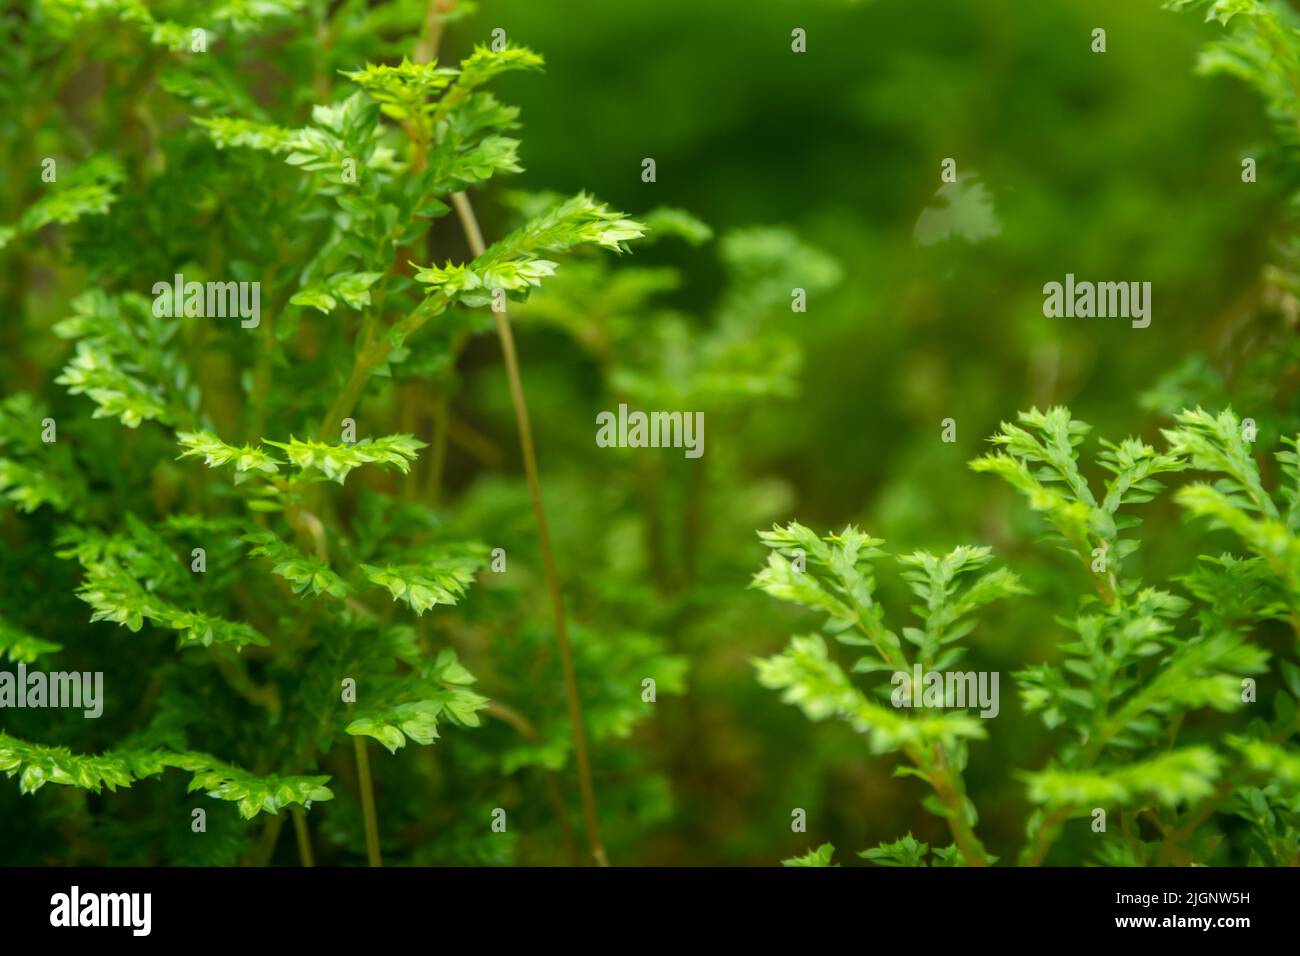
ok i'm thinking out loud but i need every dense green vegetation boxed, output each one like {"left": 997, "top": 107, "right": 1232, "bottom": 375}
{"left": 2, "top": 0, "right": 1299, "bottom": 866}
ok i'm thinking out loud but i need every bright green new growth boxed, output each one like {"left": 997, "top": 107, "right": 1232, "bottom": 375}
{"left": 754, "top": 522, "right": 1025, "bottom": 866}
{"left": 180, "top": 431, "right": 426, "bottom": 485}
{"left": 344, "top": 647, "right": 487, "bottom": 754}
{"left": 791, "top": 831, "right": 965, "bottom": 868}
{"left": 763, "top": 404, "right": 1300, "bottom": 866}
{"left": 977, "top": 407, "right": 1296, "bottom": 865}
{"left": 0, "top": 732, "right": 332, "bottom": 820}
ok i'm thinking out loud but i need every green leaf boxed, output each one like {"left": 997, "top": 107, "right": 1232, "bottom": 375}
{"left": 243, "top": 530, "right": 351, "bottom": 599}
{"left": 0, "top": 733, "right": 331, "bottom": 816}
{"left": 12, "top": 156, "right": 124, "bottom": 237}
{"left": 414, "top": 193, "right": 645, "bottom": 308}
{"left": 345, "top": 649, "right": 488, "bottom": 752}
{"left": 361, "top": 558, "right": 478, "bottom": 615}
{"left": 193, "top": 116, "right": 300, "bottom": 154}
{"left": 0, "top": 619, "right": 62, "bottom": 664}
{"left": 754, "top": 635, "right": 986, "bottom": 755}
{"left": 178, "top": 431, "right": 283, "bottom": 476}
{"left": 265, "top": 434, "right": 425, "bottom": 484}
{"left": 1024, "top": 748, "right": 1223, "bottom": 809}
{"left": 859, "top": 832, "right": 930, "bottom": 866}
{"left": 782, "top": 843, "right": 837, "bottom": 867}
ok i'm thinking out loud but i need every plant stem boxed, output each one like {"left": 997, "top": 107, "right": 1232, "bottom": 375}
{"left": 1021, "top": 807, "right": 1070, "bottom": 867}
{"left": 291, "top": 808, "right": 315, "bottom": 867}
{"left": 318, "top": 0, "right": 465, "bottom": 438}
{"left": 353, "top": 735, "right": 383, "bottom": 867}
{"left": 450, "top": 189, "right": 608, "bottom": 867}
{"left": 416, "top": 0, "right": 456, "bottom": 65}
{"left": 925, "top": 745, "right": 990, "bottom": 867}
{"left": 426, "top": 392, "right": 451, "bottom": 504}
{"left": 246, "top": 812, "right": 285, "bottom": 866}
{"left": 318, "top": 312, "right": 382, "bottom": 437}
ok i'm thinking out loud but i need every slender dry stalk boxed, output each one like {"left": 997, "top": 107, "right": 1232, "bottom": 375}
{"left": 415, "top": 0, "right": 456, "bottom": 64}
{"left": 450, "top": 189, "right": 608, "bottom": 867}
{"left": 291, "top": 808, "right": 315, "bottom": 867}
{"left": 354, "top": 736, "right": 383, "bottom": 866}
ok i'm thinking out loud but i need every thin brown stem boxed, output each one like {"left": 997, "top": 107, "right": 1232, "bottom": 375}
{"left": 415, "top": 0, "right": 456, "bottom": 65}
{"left": 450, "top": 189, "right": 607, "bottom": 867}
{"left": 353, "top": 735, "right": 383, "bottom": 867}
{"left": 291, "top": 808, "right": 315, "bottom": 867}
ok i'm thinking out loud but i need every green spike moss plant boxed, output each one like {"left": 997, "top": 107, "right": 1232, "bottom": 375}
{"left": 759, "top": 407, "right": 1300, "bottom": 867}
{"left": 0, "top": 1, "right": 644, "bottom": 867}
